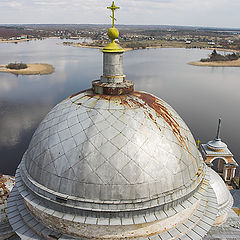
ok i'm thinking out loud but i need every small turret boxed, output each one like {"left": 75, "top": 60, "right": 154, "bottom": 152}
{"left": 201, "top": 118, "right": 238, "bottom": 183}
{"left": 207, "top": 118, "right": 227, "bottom": 152}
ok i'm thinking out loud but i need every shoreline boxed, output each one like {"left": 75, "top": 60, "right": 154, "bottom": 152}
{"left": 0, "top": 38, "right": 37, "bottom": 43}
{"left": 0, "top": 37, "right": 59, "bottom": 44}
{"left": 188, "top": 58, "right": 240, "bottom": 67}
{"left": 63, "top": 42, "right": 133, "bottom": 52}
{"left": 1, "top": 36, "right": 239, "bottom": 54}
{"left": 63, "top": 42, "right": 240, "bottom": 53}
{"left": 0, "top": 63, "right": 54, "bottom": 75}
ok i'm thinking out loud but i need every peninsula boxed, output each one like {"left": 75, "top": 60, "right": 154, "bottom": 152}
{"left": 189, "top": 59, "right": 240, "bottom": 67}
{"left": 189, "top": 49, "right": 240, "bottom": 67}
{"left": 0, "top": 63, "right": 54, "bottom": 75}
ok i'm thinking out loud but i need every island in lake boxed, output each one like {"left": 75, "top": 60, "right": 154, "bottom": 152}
{"left": 0, "top": 63, "right": 54, "bottom": 75}
{"left": 189, "top": 49, "right": 240, "bottom": 67}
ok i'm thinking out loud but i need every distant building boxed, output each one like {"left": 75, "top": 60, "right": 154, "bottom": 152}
{"left": 208, "top": 42, "right": 215, "bottom": 45}
{"left": 201, "top": 119, "right": 238, "bottom": 183}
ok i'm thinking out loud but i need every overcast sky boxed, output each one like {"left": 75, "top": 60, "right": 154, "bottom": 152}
{"left": 0, "top": 0, "right": 239, "bottom": 28}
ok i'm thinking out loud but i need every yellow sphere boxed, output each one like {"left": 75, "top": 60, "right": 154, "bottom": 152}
{"left": 108, "top": 27, "right": 119, "bottom": 40}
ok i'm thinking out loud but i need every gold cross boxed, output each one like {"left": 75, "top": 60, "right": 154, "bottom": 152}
{"left": 107, "top": 1, "right": 120, "bottom": 28}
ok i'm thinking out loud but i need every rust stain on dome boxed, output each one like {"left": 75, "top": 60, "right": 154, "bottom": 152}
{"left": 92, "top": 80, "right": 134, "bottom": 95}
{"left": 132, "top": 92, "right": 189, "bottom": 152}
{"left": 68, "top": 89, "right": 189, "bottom": 151}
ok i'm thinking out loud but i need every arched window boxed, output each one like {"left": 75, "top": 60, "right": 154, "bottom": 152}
{"left": 211, "top": 158, "right": 226, "bottom": 174}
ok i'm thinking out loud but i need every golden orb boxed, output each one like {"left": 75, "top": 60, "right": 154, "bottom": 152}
{"left": 108, "top": 27, "right": 119, "bottom": 40}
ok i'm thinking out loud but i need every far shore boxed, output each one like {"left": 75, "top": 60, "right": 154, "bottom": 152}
{"left": 188, "top": 58, "right": 240, "bottom": 67}
{"left": 0, "top": 37, "right": 59, "bottom": 44}
{"left": 63, "top": 42, "right": 240, "bottom": 54}
{"left": 2, "top": 36, "right": 240, "bottom": 54}
{"left": 0, "top": 63, "right": 54, "bottom": 75}
{"left": 0, "top": 38, "right": 37, "bottom": 43}
{"left": 63, "top": 42, "right": 133, "bottom": 52}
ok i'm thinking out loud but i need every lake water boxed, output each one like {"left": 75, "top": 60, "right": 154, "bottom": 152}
{"left": 1, "top": 38, "right": 240, "bottom": 175}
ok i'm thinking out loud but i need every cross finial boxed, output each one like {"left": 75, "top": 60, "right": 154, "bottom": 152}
{"left": 107, "top": 1, "right": 120, "bottom": 28}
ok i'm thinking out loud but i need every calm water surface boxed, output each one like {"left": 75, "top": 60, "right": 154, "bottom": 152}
{"left": 0, "top": 39, "right": 240, "bottom": 175}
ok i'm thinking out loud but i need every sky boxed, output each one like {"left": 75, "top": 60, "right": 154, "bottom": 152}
{"left": 0, "top": 0, "right": 240, "bottom": 28}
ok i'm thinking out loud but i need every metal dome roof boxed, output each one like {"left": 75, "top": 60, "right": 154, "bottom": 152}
{"left": 6, "top": 3, "right": 235, "bottom": 239}
{"left": 23, "top": 90, "right": 203, "bottom": 206}
{"left": 207, "top": 139, "right": 227, "bottom": 151}
{"left": 208, "top": 167, "right": 233, "bottom": 217}
{"left": 7, "top": 90, "right": 224, "bottom": 240}
{"left": 206, "top": 118, "right": 228, "bottom": 152}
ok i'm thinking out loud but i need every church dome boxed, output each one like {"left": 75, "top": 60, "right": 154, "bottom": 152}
{"left": 6, "top": 2, "right": 233, "bottom": 239}
{"left": 23, "top": 90, "right": 203, "bottom": 205}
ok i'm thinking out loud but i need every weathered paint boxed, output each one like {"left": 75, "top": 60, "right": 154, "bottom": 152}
{"left": 69, "top": 89, "right": 190, "bottom": 152}
{"left": 132, "top": 92, "right": 189, "bottom": 151}
{"left": 0, "top": 174, "right": 15, "bottom": 221}
{"left": 92, "top": 80, "right": 134, "bottom": 95}
{"left": 0, "top": 174, "right": 15, "bottom": 239}
{"left": 0, "top": 174, "right": 15, "bottom": 200}
{"left": 25, "top": 198, "right": 199, "bottom": 239}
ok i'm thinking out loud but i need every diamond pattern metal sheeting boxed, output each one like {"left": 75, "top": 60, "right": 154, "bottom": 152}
{"left": 80, "top": 116, "right": 94, "bottom": 130}
{"left": 28, "top": 160, "right": 40, "bottom": 180}
{"left": 84, "top": 151, "right": 106, "bottom": 172}
{"left": 164, "top": 153, "right": 182, "bottom": 175}
{"left": 73, "top": 131, "right": 87, "bottom": 146}
{"left": 94, "top": 161, "right": 119, "bottom": 184}
{"left": 61, "top": 137, "right": 77, "bottom": 153}
{"left": 121, "top": 140, "right": 140, "bottom": 160}
{"left": 121, "top": 160, "right": 149, "bottom": 184}
{"left": 111, "top": 172, "right": 130, "bottom": 185}
{"left": 133, "top": 149, "right": 152, "bottom": 170}
{"left": 90, "top": 98, "right": 109, "bottom": 110}
{"left": 108, "top": 132, "right": 128, "bottom": 149}
{"left": 108, "top": 150, "right": 131, "bottom": 172}
{"left": 105, "top": 112, "right": 119, "bottom": 126}
{"left": 24, "top": 93, "right": 201, "bottom": 201}
{"left": 73, "top": 159, "right": 95, "bottom": 182}
{"left": 84, "top": 97, "right": 99, "bottom": 109}
{"left": 100, "top": 125, "right": 119, "bottom": 141}
{"left": 98, "top": 141, "right": 119, "bottom": 160}
{"left": 58, "top": 128, "right": 72, "bottom": 142}
{"left": 61, "top": 167, "right": 76, "bottom": 181}
{"left": 54, "top": 155, "right": 72, "bottom": 176}
{"left": 173, "top": 171, "right": 184, "bottom": 189}
{"left": 49, "top": 142, "right": 65, "bottom": 160}
{"left": 144, "top": 158, "right": 164, "bottom": 181}
{"left": 93, "top": 119, "right": 109, "bottom": 132}
{"left": 81, "top": 140, "right": 96, "bottom": 158}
